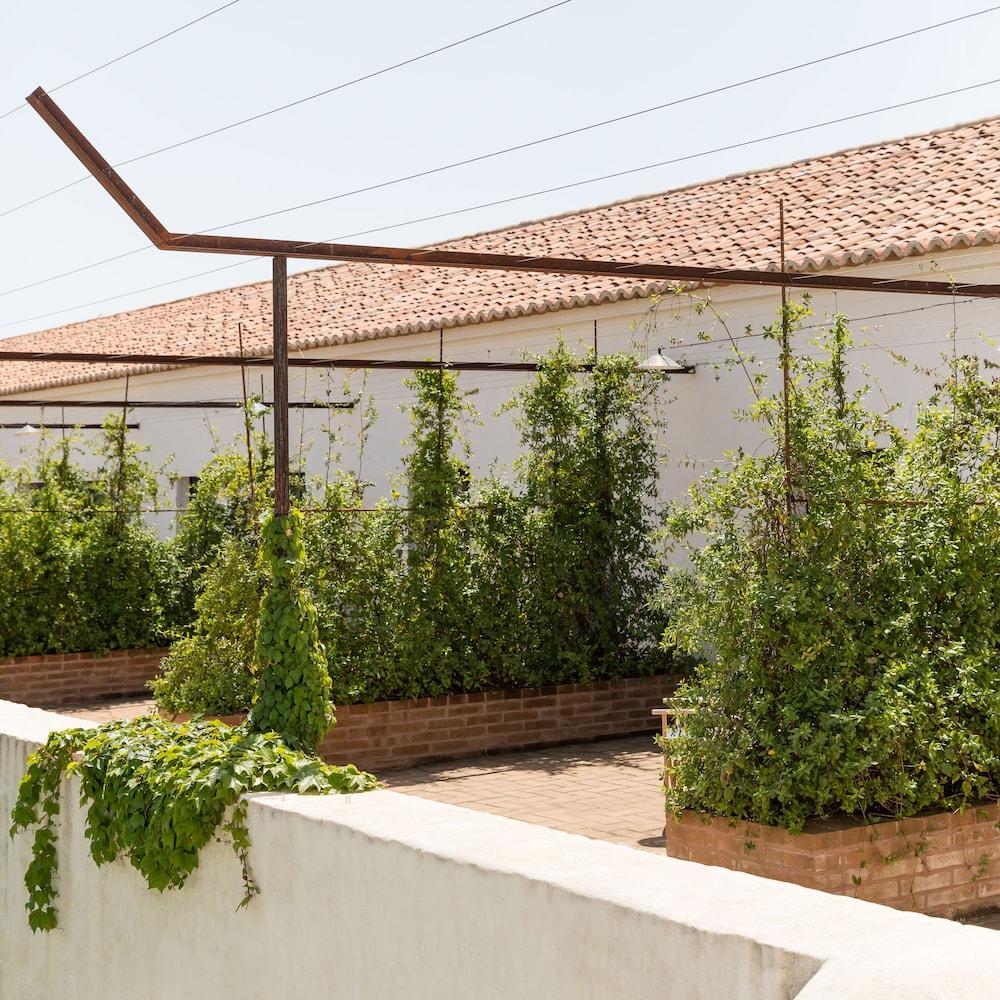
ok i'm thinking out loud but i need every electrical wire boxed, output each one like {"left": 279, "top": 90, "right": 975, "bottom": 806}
{"left": 0, "top": 0, "right": 573, "bottom": 219}
{"left": 3, "top": 5, "right": 997, "bottom": 222}
{"left": 0, "top": 1, "right": 244, "bottom": 123}
{"left": 740, "top": 328, "right": 990, "bottom": 366}
{"left": 4, "top": 72, "right": 1000, "bottom": 332}
{"left": 656, "top": 298, "right": 983, "bottom": 353}
{"left": 659, "top": 296, "right": 989, "bottom": 362}
{"left": 199, "top": 75, "right": 1000, "bottom": 234}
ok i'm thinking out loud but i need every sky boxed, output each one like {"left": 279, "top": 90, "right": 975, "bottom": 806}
{"left": 0, "top": 0, "right": 998, "bottom": 340}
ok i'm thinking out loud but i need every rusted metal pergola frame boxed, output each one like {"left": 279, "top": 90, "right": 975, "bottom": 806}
{"left": 0, "top": 349, "right": 609, "bottom": 372}
{"left": 0, "top": 398, "right": 352, "bottom": 410}
{"left": 23, "top": 86, "right": 1000, "bottom": 516}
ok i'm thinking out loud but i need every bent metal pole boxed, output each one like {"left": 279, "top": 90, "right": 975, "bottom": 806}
{"left": 24, "top": 87, "right": 1000, "bottom": 299}
{"left": 22, "top": 86, "right": 1000, "bottom": 514}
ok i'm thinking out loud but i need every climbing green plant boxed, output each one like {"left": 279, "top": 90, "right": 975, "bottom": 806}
{"left": 507, "top": 342, "right": 671, "bottom": 682}
{"left": 306, "top": 477, "right": 406, "bottom": 704}
{"left": 661, "top": 311, "right": 1000, "bottom": 831}
{"left": 247, "top": 511, "right": 335, "bottom": 751}
{"left": 153, "top": 426, "right": 277, "bottom": 715}
{"left": 9, "top": 715, "right": 377, "bottom": 931}
{"left": 151, "top": 538, "right": 263, "bottom": 716}
{"left": 154, "top": 345, "right": 677, "bottom": 715}
{"left": 169, "top": 429, "right": 274, "bottom": 619}
{"left": 394, "top": 368, "right": 484, "bottom": 695}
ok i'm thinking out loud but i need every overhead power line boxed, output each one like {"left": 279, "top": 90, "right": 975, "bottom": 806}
{"left": 661, "top": 299, "right": 980, "bottom": 354}
{"left": 0, "top": 0, "right": 573, "bottom": 219}
{"left": 2, "top": 7, "right": 997, "bottom": 223}
{"left": 207, "top": 74, "right": 1000, "bottom": 234}
{"left": 0, "top": 0, "right": 244, "bottom": 123}
{"left": 3, "top": 72, "right": 1000, "bottom": 332}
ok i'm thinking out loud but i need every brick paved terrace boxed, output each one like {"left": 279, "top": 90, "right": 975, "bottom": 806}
{"left": 384, "top": 735, "right": 666, "bottom": 854}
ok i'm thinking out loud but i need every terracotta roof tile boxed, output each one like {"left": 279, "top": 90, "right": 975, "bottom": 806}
{"left": 3, "top": 114, "right": 1000, "bottom": 395}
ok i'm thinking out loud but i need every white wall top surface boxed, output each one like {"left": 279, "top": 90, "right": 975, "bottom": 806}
{"left": 2, "top": 699, "right": 999, "bottom": 999}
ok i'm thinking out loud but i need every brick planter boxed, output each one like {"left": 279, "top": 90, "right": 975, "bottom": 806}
{"left": 320, "top": 674, "right": 677, "bottom": 772}
{"left": 0, "top": 647, "right": 168, "bottom": 708}
{"left": 667, "top": 804, "right": 1000, "bottom": 918}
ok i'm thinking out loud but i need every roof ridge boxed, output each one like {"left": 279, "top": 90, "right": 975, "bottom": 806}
{"left": 7, "top": 111, "right": 1000, "bottom": 345}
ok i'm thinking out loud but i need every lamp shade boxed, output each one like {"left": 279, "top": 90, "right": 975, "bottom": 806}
{"left": 639, "top": 349, "right": 688, "bottom": 373}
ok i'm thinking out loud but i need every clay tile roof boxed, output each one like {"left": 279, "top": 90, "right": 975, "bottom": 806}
{"left": 3, "top": 114, "right": 1000, "bottom": 395}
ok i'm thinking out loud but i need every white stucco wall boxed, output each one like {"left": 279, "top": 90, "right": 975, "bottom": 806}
{"left": 1, "top": 246, "right": 999, "bottom": 536}
{"left": 2, "top": 247, "right": 998, "bottom": 527}
{"left": 3, "top": 699, "right": 1000, "bottom": 1000}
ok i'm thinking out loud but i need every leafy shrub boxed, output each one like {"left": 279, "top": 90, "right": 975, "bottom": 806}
{"left": 9, "top": 715, "right": 377, "bottom": 931}
{"left": 155, "top": 345, "right": 675, "bottom": 714}
{"left": 169, "top": 429, "right": 276, "bottom": 618}
{"left": 661, "top": 312, "right": 1000, "bottom": 831}
{"left": 0, "top": 424, "right": 183, "bottom": 657}
{"left": 307, "top": 480, "right": 406, "bottom": 703}
{"left": 506, "top": 343, "right": 671, "bottom": 683}
{"left": 247, "top": 511, "right": 335, "bottom": 751}
{"left": 150, "top": 539, "right": 262, "bottom": 715}
{"left": 392, "top": 368, "right": 484, "bottom": 695}
{"left": 152, "top": 426, "right": 277, "bottom": 715}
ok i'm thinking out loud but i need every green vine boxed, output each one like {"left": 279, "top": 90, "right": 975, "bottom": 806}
{"left": 155, "top": 344, "right": 677, "bottom": 714}
{"left": 247, "top": 510, "right": 335, "bottom": 751}
{"left": 9, "top": 715, "right": 377, "bottom": 931}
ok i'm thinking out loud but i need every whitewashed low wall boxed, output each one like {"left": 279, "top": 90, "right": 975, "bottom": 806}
{"left": 2, "top": 700, "right": 999, "bottom": 1000}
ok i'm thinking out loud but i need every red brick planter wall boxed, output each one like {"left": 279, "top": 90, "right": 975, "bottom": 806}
{"left": 667, "top": 804, "right": 1000, "bottom": 918}
{"left": 320, "top": 675, "right": 677, "bottom": 772}
{"left": 0, "top": 647, "right": 168, "bottom": 708}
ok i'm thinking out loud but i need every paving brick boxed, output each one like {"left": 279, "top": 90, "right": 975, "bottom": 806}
{"left": 384, "top": 735, "right": 667, "bottom": 855}
{"left": 669, "top": 803, "right": 1000, "bottom": 919}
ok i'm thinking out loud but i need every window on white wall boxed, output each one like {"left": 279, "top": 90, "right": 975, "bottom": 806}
{"left": 176, "top": 476, "right": 200, "bottom": 509}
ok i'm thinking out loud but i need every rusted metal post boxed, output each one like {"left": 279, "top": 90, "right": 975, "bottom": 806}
{"left": 779, "top": 200, "right": 793, "bottom": 525}
{"left": 272, "top": 256, "right": 290, "bottom": 517}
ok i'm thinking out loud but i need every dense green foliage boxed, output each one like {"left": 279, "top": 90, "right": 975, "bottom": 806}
{"left": 151, "top": 433, "right": 274, "bottom": 715}
{"left": 247, "top": 511, "right": 335, "bottom": 751}
{"left": 150, "top": 538, "right": 262, "bottom": 715}
{"left": 169, "top": 436, "right": 273, "bottom": 618}
{"left": 506, "top": 345, "right": 670, "bottom": 681}
{"left": 9, "top": 715, "right": 376, "bottom": 931}
{"left": 0, "top": 423, "right": 183, "bottom": 657}
{"left": 661, "top": 311, "right": 1000, "bottom": 830}
{"left": 154, "top": 345, "right": 673, "bottom": 713}
{"left": 0, "top": 348, "right": 671, "bottom": 707}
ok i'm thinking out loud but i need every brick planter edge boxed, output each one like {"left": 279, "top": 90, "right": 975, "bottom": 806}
{"left": 320, "top": 674, "right": 678, "bottom": 772}
{"left": 666, "top": 804, "right": 1000, "bottom": 918}
{"left": 0, "top": 647, "right": 169, "bottom": 708}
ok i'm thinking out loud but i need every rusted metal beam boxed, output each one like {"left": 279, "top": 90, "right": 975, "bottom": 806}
{"left": 0, "top": 422, "right": 139, "bottom": 430}
{"left": 0, "top": 398, "right": 352, "bottom": 409}
{"left": 25, "top": 87, "right": 1000, "bottom": 300}
{"left": 26, "top": 89, "right": 169, "bottom": 246}
{"left": 0, "top": 349, "right": 598, "bottom": 372}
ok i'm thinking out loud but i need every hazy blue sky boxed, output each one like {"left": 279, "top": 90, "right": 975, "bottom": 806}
{"left": 1, "top": 0, "right": 998, "bottom": 339}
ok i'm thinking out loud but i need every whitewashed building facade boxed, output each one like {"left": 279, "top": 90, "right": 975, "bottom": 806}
{"left": 2, "top": 115, "right": 999, "bottom": 533}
